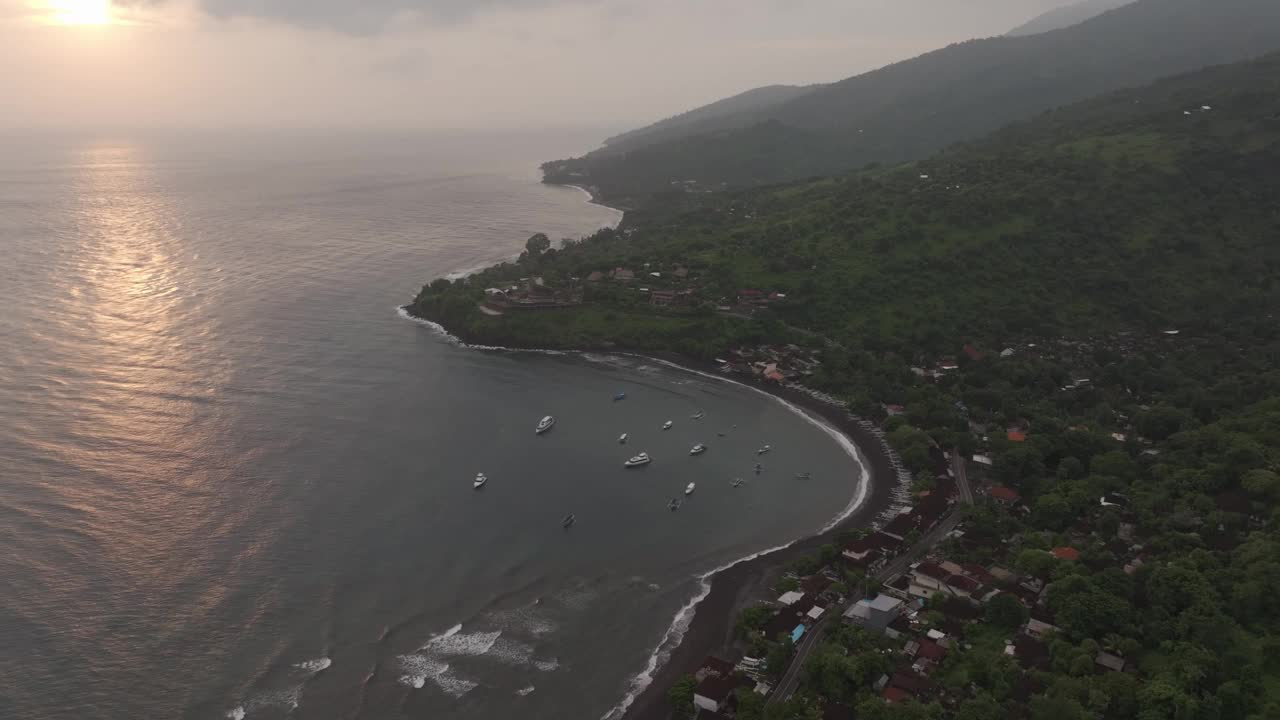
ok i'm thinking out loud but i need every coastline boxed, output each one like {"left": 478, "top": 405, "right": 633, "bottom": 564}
{"left": 545, "top": 180, "right": 631, "bottom": 218}
{"left": 397, "top": 306, "right": 904, "bottom": 720}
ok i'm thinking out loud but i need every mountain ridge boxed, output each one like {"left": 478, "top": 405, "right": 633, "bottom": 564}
{"left": 543, "top": 0, "right": 1280, "bottom": 202}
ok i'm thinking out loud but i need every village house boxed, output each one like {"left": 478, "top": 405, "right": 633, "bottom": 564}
{"left": 692, "top": 656, "right": 749, "bottom": 714}
{"left": 988, "top": 485, "right": 1021, "bottom": 506}
{"left": 611, "top": 267, "right": 636, "bottom": 282}
{"left": 649, "top": 289, "right": 692, "bottom": 307}
{"left": 1095, "top": 651, "right": 1127, "bottom": 673}
{"left": 844, "top": 594, "right": 904, "bottom": 633}
{"left": 1025, "top": 617, "right": 1061, "bottom": 640}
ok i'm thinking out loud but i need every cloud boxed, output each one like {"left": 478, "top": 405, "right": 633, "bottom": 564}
{"left": 195, "top": 0, "right": 586, "bottom": 33}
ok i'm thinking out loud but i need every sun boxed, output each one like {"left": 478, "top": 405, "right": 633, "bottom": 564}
{"left": 43, "top": 0, "right": 113, "bottom": 25}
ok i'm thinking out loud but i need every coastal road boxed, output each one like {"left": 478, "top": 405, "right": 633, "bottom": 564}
{"left": 767, "top": 454, "right": 975, "bottom": 705}
{"left": 953, "top": 448, "right": 974, "bottom": 505}
{"left": 766, "top": 509, "right": 962, "bottom": 706}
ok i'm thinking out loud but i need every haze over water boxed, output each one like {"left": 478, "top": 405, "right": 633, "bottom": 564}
{"left": 0, "top": 131, "right": 866, "bottom": 720}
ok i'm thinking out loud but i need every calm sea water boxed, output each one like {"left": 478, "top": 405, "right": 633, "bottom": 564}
{"left": 0, "top": 131, "right": 866, "bottom": 720}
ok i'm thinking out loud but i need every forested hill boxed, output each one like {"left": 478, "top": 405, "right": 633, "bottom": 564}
{"left": 542, "top": 0, "right": 1280, "bottom": 203}
{"left": 1006, "top": 0, "right": 1134, "bottom": 37}
{"left": 420, "top": 54, "right": 1280, "bottom": 720}
{"left": 424, "top": 50, "right": 1280, "bottom": 358}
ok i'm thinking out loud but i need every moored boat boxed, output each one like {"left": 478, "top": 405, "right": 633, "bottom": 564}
{"left": 536, "top": 415, "right": 556, "bottom": 434}
{"left": 474, "top": 473, "right": 488, "bottom": 489}
{"left": 562, "top": 513, "right": 575, "bottom": 528}
{"left": 684, "top": 482, "right": 696, "bottom": 496}
{"left": 619, "top": 433, "right": 629, "bottom": 444}
{"left": 690, "top": 444, "right": 707, "bottom": 456}
{"left": 624, "top": 452, "right": 651, "bottom": 468}
{"left": 756, "top": 444, "right": 772, "bottom": 455}
{"left": 662, "top": 421, "right": 673, "bottom": 430}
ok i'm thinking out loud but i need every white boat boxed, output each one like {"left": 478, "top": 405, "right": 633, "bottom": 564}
{"left": 474, "top": 473, "right": 488, "bottom": 489}
{"left": 690, "top": 444, "right": 707, "bottom": 456}
{"left": 662, "top": 421, "right": 673, "bottom": 430}
{"left": 536, "top": 416, "right": 556, "bottom": 434}
{"left": 619, "top": 433, "right": 629, "bottom": 444}
{"left": 624, "top": 452, "right": 651, "bottom": 468}
{"left": 684, "top": 482, "right": 696, "bottom": 496}
{"left": 756, "top": 444, "right": 772, "bottom": 455}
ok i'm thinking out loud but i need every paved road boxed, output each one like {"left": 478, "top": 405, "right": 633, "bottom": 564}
{"left": 767, "top": 510, "right": 961, "bottom": 705}
{"left": 953, "top": 448, "right": 974, "bottom": 505}
{"left": 767, "top": 453, "right": 975, "bottom": 705}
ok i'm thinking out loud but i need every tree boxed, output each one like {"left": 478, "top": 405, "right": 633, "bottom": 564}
{"left": 1241, "top": 469, "right": 1280, "bottom": 500}
{"left": 985, "top": 593, "right": 1030, "bottom": 629}
{"left": 525, "top": 232, "right": 552, "bottom": 257}
{"left": 668, "top": 675, "right": 697, "bottom": 719}
{"left": 955, "top": 694, "right": 1005, "bottom": 720}
{"left": 735, "top": 687, "right": 767, "bottom": 720}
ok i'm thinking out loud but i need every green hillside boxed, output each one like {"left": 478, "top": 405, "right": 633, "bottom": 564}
{"left": 433, "top": 52, "right": 1280, "bottom": 358}
{"left": 543, "top": 0, "right": 1280, "bottom": 203}
{"left": 415, "top": 54, "right": 1280, "bottom": 719}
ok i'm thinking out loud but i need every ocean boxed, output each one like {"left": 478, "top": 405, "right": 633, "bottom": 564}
{"left": 0, "top": 130, "right": 867, "bottom": 720}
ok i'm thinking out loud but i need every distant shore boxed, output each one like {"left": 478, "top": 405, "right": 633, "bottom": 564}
{"left": 545, "top": 180, "right": 632, "bottom": 218}
{"left": 398, "top": 305, "right": 901, "bottom": 720}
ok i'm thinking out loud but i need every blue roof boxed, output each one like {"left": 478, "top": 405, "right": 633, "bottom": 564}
{"left": 790, "top": 625, "right": 806, "bottom": 643}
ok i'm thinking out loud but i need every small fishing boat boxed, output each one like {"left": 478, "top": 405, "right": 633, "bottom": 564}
{"left": 754, "top": 463, "right": 763, "bottom": 475}
{"left": 619, "top": 433, "right": 629, "bottom": 444}
{"left": 662, "top": 421, "right": 673, "bottom": 430}
{"left": 684, "top": 482, "right": 696, "bottom": 496}
{"left": 756, "top": 444, "right": 772, "bottom": 456}
{"left": 717, "top": 431, "right": 727, "bottom": 437}
{"left": 624, "top": 452, "right": 652, "bottom": 468}
{"left": 690, "top": 444, "right": 707, "bottom": 456}
{"left": 731, "top": 478, "right": 744, "bottom": 488}
{"left": 536, "top": 415, "right": 556, "bottom": 434}
{"left": 562, "top": 513, "right": 576, "bottom": 528}
{"left": 795, "top": 472, "right": 812, "bottom": 480}
{"left": 690, "top": 411, "right": 705, "bottom": 420}
{"left": 474, "top": 473, "right": 488, "bottom": 489}
{"left": 614, "top": 392, "right": 627, "bottom": 402}
{"left": 668, "top": 497, "right": 681, "bottom": 511}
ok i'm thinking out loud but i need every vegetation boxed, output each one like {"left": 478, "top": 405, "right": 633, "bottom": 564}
{"left": 410, "top": 51, "right": 1280, "bottom": 718}
{"left": 542, "top": 0, "right": 1280, "bottom": 202}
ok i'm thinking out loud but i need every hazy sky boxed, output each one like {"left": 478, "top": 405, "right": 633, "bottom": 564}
{"left": 1, "top": 0, "right": 1070, "bottom": 132}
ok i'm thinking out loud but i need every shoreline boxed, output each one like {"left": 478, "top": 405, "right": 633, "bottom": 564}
{"left": 397, "top": 306, "right": 905, "bottom": 720}
{"left": 544, "top": 180, "right": 630, "bottom": 220}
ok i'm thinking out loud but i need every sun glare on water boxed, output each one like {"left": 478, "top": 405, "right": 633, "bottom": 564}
{"left": 43, "top": 0, "right": 113, "bottom": 25}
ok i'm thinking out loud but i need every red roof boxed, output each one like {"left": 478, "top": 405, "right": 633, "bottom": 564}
{"left": 916, "top": 639, "right": 948, "bottom": 662}
{"left": 946, "top": 574, "right": 983, "bottom": 593}
{"left": 882, "top": 687, "right": 911, "bottom": 703}
{"left": 961, "top": 563, "right": 997, "bottom": 584}
{"left": 989, "top": 486, "right": 1021, "bottom": 502}
{"left": 1052, "top": 547, "right": 1080, "bottom": 561}
{"left": 962, "top": 344, "right": 984, "bottom": 361}
{"left": 914, "top": 562, "right": 949, "bottom": 580}
{"left": 1007, "top": 431, "right": 1027, "bottom": 443}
